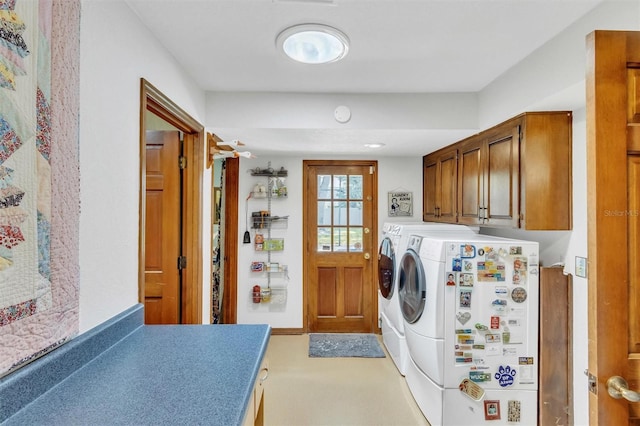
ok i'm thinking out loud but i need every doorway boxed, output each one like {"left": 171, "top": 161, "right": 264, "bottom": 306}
{"left": 139, "top": 79, "right": 205, "bottom": 324}
{"left": 303, "top": 160, "right": 378, "bottom": 333}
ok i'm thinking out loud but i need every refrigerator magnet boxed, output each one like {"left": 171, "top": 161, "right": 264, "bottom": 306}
{"left": 459, "top": 273, "right": 474, "bottom": 287}
{"left": 459, "top": 378, "right": 485, "bottom": 401}
{"left": 485, "top": 333, "right": 501, "bottom": 343}
{"left": 490, "top": 316, "right": 500, "bottom": 329}
{"left": 507, "top": 400, "right": 521, "bottom": 423}
{"left": 463, "top": 260, "right": 473, "bottom": 271}
{"left": 513, "top": 257, "right": 527, "bottom": 272}
{"left": 495, "top": 365, "right": 517, "bottom": 387}
{"left": 491, "top": 299, "right": 507, "bottom": 314}
{"left": 469, "top": 370, "right": 492, "bottom": 383}
{"left": 446, "top": 272, "right": 456, "bottom": 286}
{"left": 484, "top": 400, "right": 501, "bottom": 420}
{"left": 459, "top": 290, "right": 472, "bottom": 308}
{"left": 461, "top": 244, "right": 476, "bottom": 258}
{"left": 456, "top": 311, "right": 472, "bottom": 325}
{"left": 495, "top": 286, "right": 508, "bottom": 297}
{"left": 518, "top": 365, "right": 535, "bottom": 384}
{"left": 511, "top": 287, "right": 527, "bottom": 303}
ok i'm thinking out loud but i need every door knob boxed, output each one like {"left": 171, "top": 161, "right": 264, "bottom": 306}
{"left": 364, "top": 253, "right": 371, "bottom": 260}
{"left": 607, "top": 376, "right": 640, "bottom": 402}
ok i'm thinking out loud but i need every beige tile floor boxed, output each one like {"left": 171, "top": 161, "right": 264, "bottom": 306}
{"left": 263, "top": 334, "right": 431, "bottom": 426}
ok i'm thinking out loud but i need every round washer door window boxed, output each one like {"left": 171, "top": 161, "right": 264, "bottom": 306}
{"left": 377, "top": 237, "right": 395, "bottom": 299}
{"left": 398, "top": 248, "right": 426, "bottom": 324}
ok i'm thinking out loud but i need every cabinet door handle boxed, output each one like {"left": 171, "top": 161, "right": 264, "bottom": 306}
{"left": 478, "top": 206, "right": 487, "bottom": 222}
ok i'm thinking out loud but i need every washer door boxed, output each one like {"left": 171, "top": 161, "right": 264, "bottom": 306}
{"left": 398, "top": 248, "right": 426, "bottom": 324}
{"left": 377, "top": 237, "right": 395, "bottom": 299}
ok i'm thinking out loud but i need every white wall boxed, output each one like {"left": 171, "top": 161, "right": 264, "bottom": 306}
{"left": 237, "top": 157, "right": 304, "bottom": 327}
{"left": 235, "top": 155, "right": 423, "bottom": 328}
{"left": 78, "top": 1, "right": 208, "bottom": 332}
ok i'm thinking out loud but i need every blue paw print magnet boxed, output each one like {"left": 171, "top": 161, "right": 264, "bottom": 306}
{"left": 495, "top": 365, "right": 516, "bottom": 387}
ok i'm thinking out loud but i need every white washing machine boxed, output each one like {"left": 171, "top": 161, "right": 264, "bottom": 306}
{"left": 378, "top": 222, "right": 476, "bottom": 375}
{"left": 399, "top": 233, "right": 539, "bottom": 425}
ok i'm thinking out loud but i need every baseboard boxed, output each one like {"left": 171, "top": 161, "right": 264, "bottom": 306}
{"left": 271, "top": 327, "right": 305, "bottom": 335}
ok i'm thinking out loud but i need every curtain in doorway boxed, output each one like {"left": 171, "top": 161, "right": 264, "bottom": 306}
{"left": 211, "top": 159, "right": 225, "bottom": 323}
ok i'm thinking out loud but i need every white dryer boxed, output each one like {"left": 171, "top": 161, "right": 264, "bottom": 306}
{"left": 399, "top": 233, "right": 540, "bottom": 425}
{"left": 378, "top": 222, "right": 476, "bottom": 375}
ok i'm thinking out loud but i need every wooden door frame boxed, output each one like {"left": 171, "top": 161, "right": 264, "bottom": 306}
{"left": 586, "top": 30, "right": 640, "bottom": 424}
{"left": 139, "top": 78, "right": 205, "bottom": 324}
{"left": 222, "top": 158, "right": 239, "bottom": 324}
{"left": 302, "top": 159, "right": 379, "bottom": 333}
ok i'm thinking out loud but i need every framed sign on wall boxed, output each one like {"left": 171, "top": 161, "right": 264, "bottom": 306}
{"left": 388, "top": 191, "right": 413, "bottom": 217}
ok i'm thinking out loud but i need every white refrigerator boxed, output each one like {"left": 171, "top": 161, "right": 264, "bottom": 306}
{"left": 442, "top": 239, "right": 539, "bottom": 425}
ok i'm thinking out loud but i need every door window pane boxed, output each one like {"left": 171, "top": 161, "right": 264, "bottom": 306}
{"left": 349, "top": 227, "right": 363, "bottom": 252}
{"left": 317, "top": 175, "right": 332, "bottom": 199}
{"left": 333, "top": 175, "right": 347, "bottom": 199}
{"left": 317, "top": 201, "right": 331, "bottom": 225}
{"left": 349, "top": 175, "right": 363, "bottom": 199}
{"left": 349, "top": 201, "right": 363, "bottom": 225}
{"left": 333, "top": 227, "right": 348, "bottom": 251}
{"left": 317, "top": 227, "right": 332, "bottom": 251}
{"left": 333, "top": 201, "right": 348, "bottom": 226}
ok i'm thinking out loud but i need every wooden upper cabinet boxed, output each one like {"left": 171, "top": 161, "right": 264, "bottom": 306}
{"left": 458, "top": 121, "right": 520, "bottom": 227}
{"left": 458, "top": 136, "right": 483, "bottom": 225}
{"left": 427, "top": 111, "right": 572, "bottom": 230}
{"left": 423, "top": 154, "right": 438, "bottom": 221}
{"left": 483, "top": 122, "right": 520, "bottom": 227}
{"left": 519, "top": 112, "right": 572, "bottom": 230}
{"left": 423, "top": 146, "right": 458, "bottom": 222}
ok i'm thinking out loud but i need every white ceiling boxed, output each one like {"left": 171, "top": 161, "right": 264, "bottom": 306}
{"left": 126, "top": 0, "right": 602, "bottom": 157}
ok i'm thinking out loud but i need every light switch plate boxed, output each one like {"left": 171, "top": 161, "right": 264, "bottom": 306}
{"left": 575, "top": 256, "right": 587, "bottom": 278}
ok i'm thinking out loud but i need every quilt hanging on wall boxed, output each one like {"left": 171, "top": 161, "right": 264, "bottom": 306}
{"left": 0, "top": 0, "right": 80, "bottom": 378}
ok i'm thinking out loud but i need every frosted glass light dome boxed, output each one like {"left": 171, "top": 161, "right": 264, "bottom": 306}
{"left": 276, "top": 24, "right": 349, "bottom": 64}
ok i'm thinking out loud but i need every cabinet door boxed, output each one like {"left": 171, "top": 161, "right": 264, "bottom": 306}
{"left": 423, "top": 155, "right": 438, "bottom": 221}
{"left": 457, "top": 138, "right": 483, "bottom": 225}
{"left": 484, "top": 124, "right": 520, "bottom": 227}
{"left": 437, "top": 148, "right": 458, "bottom": 222}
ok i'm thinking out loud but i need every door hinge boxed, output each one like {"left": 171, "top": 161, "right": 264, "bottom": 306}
{"left": 177, "top": 255, "right": 187, "bottom": 270}
{"left": 179, "top": 156, "right": 187, "bottom": 169}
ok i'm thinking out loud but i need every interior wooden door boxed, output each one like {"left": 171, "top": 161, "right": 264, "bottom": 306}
{"left": 144, "top": 130, "right": 182, "bottom": 324}
{"left": 587, "top": 30, "right": 640, "bottom": 425}
{"left": 303, "top": 160, "right": 377, "bottom": 333}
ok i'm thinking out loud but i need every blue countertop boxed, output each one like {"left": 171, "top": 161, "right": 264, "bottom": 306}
{"left": 1, "top": 306, "right": 271, "bottom": 426}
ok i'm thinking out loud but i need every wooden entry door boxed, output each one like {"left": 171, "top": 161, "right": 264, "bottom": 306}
{"left": 587, "top": 30, "right": 640, "bottom": 425}
{"left": 144, "top": 130, "right": 182, "bottom": 324}
{"left": 303, "top": 160, "right": 378, "bottom": 333}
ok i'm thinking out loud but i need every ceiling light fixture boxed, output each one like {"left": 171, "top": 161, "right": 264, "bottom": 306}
{"left": 365, "top": 143, "right": 385, "bottom": 149}
{"left": 276, "top": 24, "right": 349, "bottom": 64}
